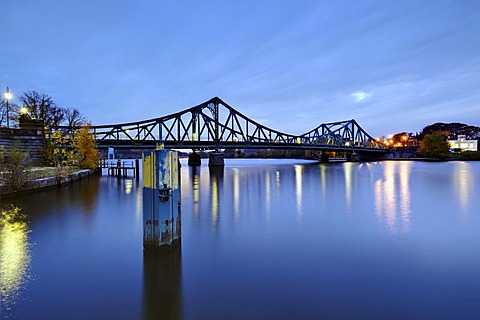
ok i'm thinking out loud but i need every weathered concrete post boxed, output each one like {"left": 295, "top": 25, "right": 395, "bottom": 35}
{"left": 143, "top": 149, "right": 181, "bottom": 251}
{"left": 116, "top": 159, "right": 121, "bottom": 177}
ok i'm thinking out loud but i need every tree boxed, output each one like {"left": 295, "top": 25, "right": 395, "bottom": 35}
{"left": 18, "top": 91, "right": 65, "bottom": 127}
{"left": 64, "top": 107, "right": 86, "bottom": 127}
{"left": 49, "top": 130, "right": 76, "bottom": 167}
{"left": 0, "top": 98, "right": 20, "bottom": 127}
{"left": 391, "top": 132, "right": 411, "bottom": 147}
{"left": 72, "top": 124, "right": 99, "bottom": 170}
{"left": 420, "top": 122, "right": 480, "bottom": 140}
{"left": 418, "top": 133, "right": 450, "bottom": 159}
{"left": 0, "top": 98, "right": 7, "bottom": 126}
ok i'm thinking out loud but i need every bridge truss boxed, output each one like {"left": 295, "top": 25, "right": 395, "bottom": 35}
{"left": 51, "top": 97, "right": 387, "bottom": 153}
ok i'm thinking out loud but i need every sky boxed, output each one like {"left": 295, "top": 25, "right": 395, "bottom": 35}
{"left": 1, "top": 0, "right": 479, "bottom": 137}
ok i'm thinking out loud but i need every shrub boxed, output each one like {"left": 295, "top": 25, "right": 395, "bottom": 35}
{"left": 0, "top": 144, "right": 31, "bottom": 192}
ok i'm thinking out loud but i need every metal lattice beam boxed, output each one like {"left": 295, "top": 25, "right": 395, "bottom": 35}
{"left": 50, "top": 97, "right": 388, "bottom": 152}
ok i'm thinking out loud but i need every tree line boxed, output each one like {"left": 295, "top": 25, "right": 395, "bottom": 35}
{"left": 1, "top": 90, "right": 86, "bottom": 128}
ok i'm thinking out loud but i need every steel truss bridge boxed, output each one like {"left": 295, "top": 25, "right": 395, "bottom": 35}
{"left": 52, "top": 97, "right": 387, "bottom": 154}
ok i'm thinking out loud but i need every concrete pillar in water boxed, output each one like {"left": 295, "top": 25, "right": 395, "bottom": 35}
{"left": 143, "top": 149, "right": 181, "bottom": 251}
{"left": 135, "top": 159, "right": 140, "bottom": 179}
{"left": 208, "top": 152, "right": 225, "bottom": 167}
{"left": 187, "top": 151, "right": 201, "bottom": 166}
{"left": 347, "top": 152, "right": 360, "bottom": 162}
{"left": 320, "top": 152, "right": 330, "bottom": 163}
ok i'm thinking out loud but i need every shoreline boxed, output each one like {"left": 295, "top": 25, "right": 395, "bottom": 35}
{"left": 0, "top": 169, "right": 96, "bottom": 197}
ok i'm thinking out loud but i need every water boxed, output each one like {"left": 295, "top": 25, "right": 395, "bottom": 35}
{"left": 1, "top": 159, "right": 480, "bottom": 319}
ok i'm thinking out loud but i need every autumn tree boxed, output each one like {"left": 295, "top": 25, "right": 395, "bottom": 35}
{"left": 18, "top": 91, "right": 65, "bottom": 127}
{"left": 418, "top": 133, "right": 450, "bottom": 159}
{"left": 389, "top": 132, "right": 412, "bottom": 147}
{"left": 49, "top": 130, "right": 75, "bottom": 167}
{"left": 72, "top": 124, "right": 99, "bottom": 169}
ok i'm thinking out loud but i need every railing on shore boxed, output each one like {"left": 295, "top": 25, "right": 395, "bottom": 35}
{"left": 99, "top": 159, "right": 139, "bottom": 177}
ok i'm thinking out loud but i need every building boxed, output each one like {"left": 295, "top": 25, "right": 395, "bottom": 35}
{"left": 448, "top": 135, "right": 478, "bottom": 152}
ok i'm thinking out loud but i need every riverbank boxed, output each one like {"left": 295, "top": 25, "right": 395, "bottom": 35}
{"left": 0, "top": 168, "right": 95, "bottom": 197}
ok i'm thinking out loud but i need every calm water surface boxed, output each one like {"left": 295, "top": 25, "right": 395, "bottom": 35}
{"left": 1, "top": 159, "right": 480, "bottom": 319}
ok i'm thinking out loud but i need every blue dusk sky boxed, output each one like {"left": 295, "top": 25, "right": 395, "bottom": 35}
{"left": 1, "top": 0, "right": 479, "bottom": 137}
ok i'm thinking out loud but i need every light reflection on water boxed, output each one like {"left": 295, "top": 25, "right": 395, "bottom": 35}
{"left": 373, "top": 161, "right": 412, "bottom": 233}
{"left": 294, "top": 164, "right": 303, "bottom": 222}
{"left": 0, "top": 207, "right": 32, "bottom": 315}
{"left": 344, "top": 162, "right": 355, "bottom": 213}
{"left": 1, "top": 159, "right": 480, "bottom": 319}
{"left": 232, "top": 168, "right": 240, "bottom": 222}
{"left": 453, "top": 161, "right": 474, "bottom": 212}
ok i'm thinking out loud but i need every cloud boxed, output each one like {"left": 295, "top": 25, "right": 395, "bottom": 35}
{"left": 351, "top": 91, "right": 373, "bottom": 102}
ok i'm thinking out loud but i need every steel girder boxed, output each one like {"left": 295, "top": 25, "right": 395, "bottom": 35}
{"left": 50, "top": 97, "right": 387, "bottom": 152}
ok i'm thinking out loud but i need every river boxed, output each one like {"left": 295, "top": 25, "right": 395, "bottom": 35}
{"left": 1, "top": 159, "right": 479, "bottom": 319}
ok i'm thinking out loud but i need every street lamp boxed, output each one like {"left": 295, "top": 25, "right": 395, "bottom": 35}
{"left": 402, "top": 135, "right": 408, "bottom": 147}
{"left": 4, "top": 87, "right": 12, "bottom": 128}
{"left": 20, "top": 106, "right": 28, "bottom": 115}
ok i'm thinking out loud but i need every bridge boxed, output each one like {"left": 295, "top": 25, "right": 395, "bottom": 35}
{"left": 52, "top": 97, "right": 388, "bottom": 163}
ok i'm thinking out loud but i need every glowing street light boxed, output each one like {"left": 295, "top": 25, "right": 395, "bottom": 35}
{"left": 20, "top": 106, "right": 28, "bottom": 115}
{"left": 402, "top": 135, "right": 408, "bottom": 147}
{"left": 3, "top": 87, "right": 12, "bottom": 128}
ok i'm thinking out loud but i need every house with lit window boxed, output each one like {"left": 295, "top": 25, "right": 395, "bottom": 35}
{"left": 448, "top": 135, "right": 478, "bottom": 152}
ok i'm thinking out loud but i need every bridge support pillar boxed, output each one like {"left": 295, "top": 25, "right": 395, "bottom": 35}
{"left": 347, "top": 152, "right": 360, "bottom": 162}
{"left": 188, "top": 151, "right": 201, "bottom": 166}
{"left": 135, "top": 159, "right": 140, "bottom": 179}
{"left": 208, "top": 152, "right": 225, "bottom": 167}
{"left": 143, "top": 149, "right": 181, "bottom": 251}
{"left": 320, "top": 152, "right": 330, "bottom": 163}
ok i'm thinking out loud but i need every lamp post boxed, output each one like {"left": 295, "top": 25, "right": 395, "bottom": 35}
{"left": 4, "top": 87, "right": 12, "bottom": 128}
{"left": 402, "top": 135, "right": 408, "bottom": 147}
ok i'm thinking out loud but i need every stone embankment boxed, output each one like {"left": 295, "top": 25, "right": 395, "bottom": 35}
{"left": 0, "top": 169, "right": 95, "bottom": 196}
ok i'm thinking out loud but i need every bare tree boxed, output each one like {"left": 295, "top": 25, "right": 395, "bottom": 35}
{"left": 64, "top": 107, "right": 86, "bottom": 127}
{"left": 18, "top": 91, "right": 65, "bottom": 127}
{"left": 0, "top": 98, "right": 6, "bottom": 126}
{"left": 1, "top": 98, "right": 19, "bottom": 127}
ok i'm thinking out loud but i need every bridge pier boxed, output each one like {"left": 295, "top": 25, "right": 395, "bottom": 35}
{"left": 347, "top": 152, "right": 361, "bottom": 162}
{"left": 320, "top": 152, "right": 330, "bottom": 163}
{"left": 135, "top": 159, "right": 140, "bottom": 179}
{"left": 143, "top": 149, "right": 181, "bottom": 251}
{"left": 208, "top": 152, "right": 225, "bottom": 167}
{"left": 187, "top": 151, "right": 201, "bottom": 166}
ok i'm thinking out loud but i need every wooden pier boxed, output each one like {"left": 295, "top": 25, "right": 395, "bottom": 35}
{"left": 99, "top": 159, "right": 139, "bottom": 177}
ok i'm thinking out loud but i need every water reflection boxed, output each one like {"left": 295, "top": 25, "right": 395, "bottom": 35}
{"left": 453, "top": 162, "right": 474, "bottom": 212}
{"left": 191, "top": 166, "right": 200, "bottom": 219}
{"left": 265, "top": 170, "right": 271, "bottom": 217}
{"left": 143, "top": 248, "right": 182, "bottom": 320}
{"left": 0, "top": 206, "right": 32, "bottom": 314}
{"left": 399, "top": 162, "right": 411, "bottom": 231}
{"left": 373, "top": 162, "right": 412, "bottom": 233}
{"left": 125, "top": 179, "right": 133, "bottom": 195}
{"left": 294, "top": 165, "right": 303, "bottom": 222}
{"left": 233, "top": 168, "right": 240, "bottom": 222}
{"left": 343, "top": 162, "right": 354, "bottom": 211}
{"left": 209, "top": 167, "right": 224, "bottom": 227}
